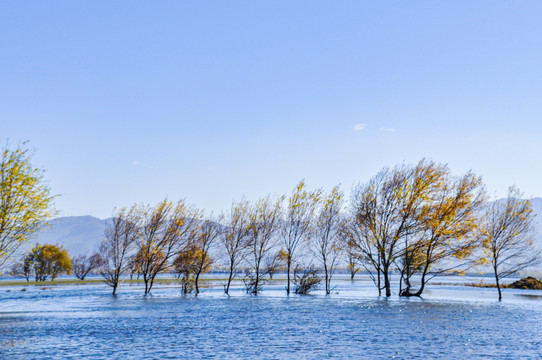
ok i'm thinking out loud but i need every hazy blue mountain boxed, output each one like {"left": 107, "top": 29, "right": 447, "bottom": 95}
{"left": 23, "top": 216, "right": 111, "bottom": 256}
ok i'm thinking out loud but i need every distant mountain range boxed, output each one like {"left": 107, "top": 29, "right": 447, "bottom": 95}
{"left": 22, "top": 216, "right": 112, "bottom": 256}
{"left": 22, "top": 198, "right": 542, "bottom": 258}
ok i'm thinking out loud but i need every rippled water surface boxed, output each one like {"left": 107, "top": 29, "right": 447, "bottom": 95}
{"left": 1, "top": 276, "right": 541, "bottom": 359}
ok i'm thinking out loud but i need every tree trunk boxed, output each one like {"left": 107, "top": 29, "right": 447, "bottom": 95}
{"left": 195, "top": 271, "right": 201, "bottom": 294}
{"left": 225, "top": 263, "right": 234, "bottom": 294}
{"left": 383, "top": 267, "right": 391, "bottom": 297}
{"left": 324, "top": 263, "right": 330, "bottom": 295}
{"left": 254, "top": 271, "right": 260, "bottom": 295}
{"left": 377, "top": 269, "right": 381, "bottom": 296}
{"left": 112, "top": 282, "right": 118, "bottom": 296}
{"left": 494, "top": 266, "right": 502, "bottom": 301}
{"left": 286, "top": 256, "right": 292, "bottom": 295}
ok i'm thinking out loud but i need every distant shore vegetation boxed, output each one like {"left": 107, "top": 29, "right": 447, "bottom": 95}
{"left": 1, "top": 142, "right": 540, "bottom": 300}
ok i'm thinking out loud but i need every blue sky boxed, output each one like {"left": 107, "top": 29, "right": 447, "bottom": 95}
{"left": 2, "top": 1, "right": 541, "bottom": 218}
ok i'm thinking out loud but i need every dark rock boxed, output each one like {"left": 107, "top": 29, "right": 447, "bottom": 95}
{"left": 507, "top": 277, "right": 542, "bottom": 290}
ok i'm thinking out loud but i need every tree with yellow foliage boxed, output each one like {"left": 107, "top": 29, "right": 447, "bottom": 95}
{"left": 137, "top": 199, "right": 201, "bottom": 295}
{"left": 0, "top": 142, "right": 56, "bottom": 268}
{"left": 173, "top": 217, "right": 219, "bottom": 294}
{"left": 25, "top": 243, "right": 72, "bottom": 281}
{"left": 350, "top": 161, "right": 436, "bottom": 297}
{"left": 398, "top": 167, "right": 486, "bottom": 297}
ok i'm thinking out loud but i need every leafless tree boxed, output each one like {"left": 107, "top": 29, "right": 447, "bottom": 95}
{"left": 281, "top": 180, "right": 321, "bottom": 295}
{"left": 219, "top": 200, "right": 250, "bottom": 294}
{"left": 480, "top": 186, "right": 540, "bottom": 300}
{"left": 342, "top": 215, "right": 383, "bottom": 294}
{"left": 72, "top": 252, "right": 102, "bottom": 280}
{"left": 312, "top": 185, "right": 344, "bottom": 294}
{"left": 245, "top": 196, "right": 282, "bottom": 294}
{"left": 191, "top": 217, "right": 220, "bottom": 294}
{"left": 264, "top": 250, "right": 285, "bottom": 279}
{"left": 343, "top": 237, "right": 361, "bottom": 280}
{"left": 137, "top": 199, "right": 200, "bottom": 295}
{"left": 100, "top": 206, "right": 140, "bottom": 295}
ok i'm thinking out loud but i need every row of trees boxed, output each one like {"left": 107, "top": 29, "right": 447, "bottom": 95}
{"left": 1, "top": 142, "right": 539, "bottom": 300}
{"left": 96, "top": 162, "right": 540, "bottom": 300}
{"left": 96, "top": 180, "right": 346, "bottom": 296}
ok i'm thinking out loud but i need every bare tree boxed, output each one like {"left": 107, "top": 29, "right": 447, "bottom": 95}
{"left": 281, "top": 180, "right": 321, "bottom": 295}
{"left": 10, "top": 256, "right": 32, "bottom": 281}
{"left": 344, "top": 238, "right": 361, "bottom": 280}
{"left": 100, "top": 206, "right": 140, "bottom": 295}
{"left": 398, "top": 169, "right": 486, "bottom": 297}
{"left": 72, "top": 253, "right": 102, "bottom": 280}
{"left": 312, "top": 185, "right": 344, "bottom": 294}
{"left": 220, "top": 200, "right": 250, "bottom": 294}
{"left": 192, "top": 217, "right": 220, "bottom": 294}
{"left": 264, "top": 250, "right": 286, "bottom": 280}
{"left": 137, "top": 199, "right": 200, "bottom": 295}
{"left": 245, "top": 196, "right": 282, "bottom": 294}
{"left": 342, "top": 215, "right": 383, "bottom": 294}
{"left": 480, "top": 186, "right": 540, "bottom": 300}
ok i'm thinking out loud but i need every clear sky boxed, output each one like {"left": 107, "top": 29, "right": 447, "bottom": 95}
{"left": 2, "top": 1, "right": 541, "bottom": 219}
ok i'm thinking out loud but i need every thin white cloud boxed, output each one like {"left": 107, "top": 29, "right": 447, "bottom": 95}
{"left": 380, "top": 127, "right": 396, "bottom": 132}
{"left": 353, "top": 123, "right": 366, "bottom": 131}
{"left": 132, "top": 161, "right": 138, "bottom": 165}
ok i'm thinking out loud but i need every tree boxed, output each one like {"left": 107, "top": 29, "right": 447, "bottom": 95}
{"left": 312, "top": 185, "right": 344, "bottom": 294}
{"left": 281, "top": 180, "right": 321, "bottom": 295}
{"left": 172, "top": 218, "right": 219, "bottom": 294}
{"left": 10, "top": 255, "right": 32, "bottom": 281}
{"left": 245, "top": 196, "right": 282, "bottom": 294}
{"left": 264, "top": 250, "right": 286, "bottom": 280}
{"left": 343, "top": 237, "right": 361, "bottom": 280}
{"left": 100, "top": 206, "right": 140, "bottom": 295}
{"left": 173, "top": 245, "right": 198, "bottom": 294}
{"left": 220, "top": 200, "right": 250, "bottom": 294}
{"left": 25, "top": 243, "right": 72, "bottom": 281}
{"left": 349, "top": 160, "right": 445, "bottom": 297}
{"left": 191, "top": 218, "right": 219, "bottom": 294}
{"left": 72, "top": 253, "right": 102, "bottom": 280}
{"left": 137, "top": 199, "right": 200, "bottom": 295}
{"left": 0, "top": 142, "right": 56, "bottom": 268}
{"left": 480, "top": 186, "right": 540, "bottom": 300}
{"left": 398, "top": 168, "right": 486, "bottom": 297}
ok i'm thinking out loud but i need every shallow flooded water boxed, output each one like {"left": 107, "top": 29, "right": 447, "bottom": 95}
{"left": 1, "top": 276, "right": 541, "bottom": 359}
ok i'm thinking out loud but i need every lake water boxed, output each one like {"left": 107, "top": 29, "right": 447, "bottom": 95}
{"left": 1, "top": 275, "right": 541, "bottom": 359}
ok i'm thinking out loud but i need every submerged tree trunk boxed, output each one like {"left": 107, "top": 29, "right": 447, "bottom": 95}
{"left": 324, "top": 263, "right": 330, "bottom": 295}
{"left": 286, "top": 256, "right": 292, "bottom": 295}
{"left": 383, "top": 266, "right": 391, "bottom": 297}
{"left": 494, "top": 265, "right": 502, "bottom": 301}
{"left": 225, "top": 262, "right": 234, "bottom": 295}
{"left": 195, "top": 271, "right": 201, "bottom": 294}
